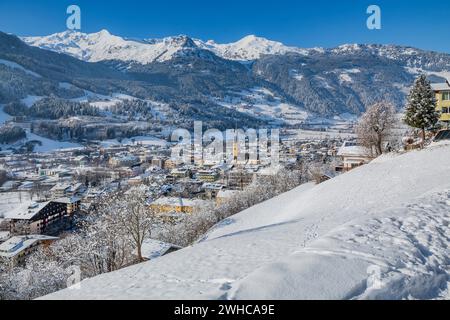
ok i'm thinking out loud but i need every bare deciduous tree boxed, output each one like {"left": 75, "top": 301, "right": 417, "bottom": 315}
{"left": 104, "top": 188, "right": 156, "bottom": 262}
{"left": 356, "top": 102, "right": 396, "bottom": 156}
{"left": 98, "top": 188, "right": 155, "bottom": 261}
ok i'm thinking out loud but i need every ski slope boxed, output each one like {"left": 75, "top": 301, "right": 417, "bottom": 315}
{"left": 42, "top": 143, "right": 450, "bottom": 300}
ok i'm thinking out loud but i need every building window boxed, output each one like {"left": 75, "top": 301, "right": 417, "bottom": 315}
{"left": 442, "top": 92, "right": 450, "bottom": 101}
{"left": 443, "top": 107, "right": 450, "bottom": 114}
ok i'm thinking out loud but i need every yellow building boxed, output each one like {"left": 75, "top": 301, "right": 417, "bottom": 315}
{"left": 150, "top": 197, "right": 208, "bottom": 214}
{"left": 431, "top": 82, "right": 450, "bottom": 123}
{"left": 195, "top": 170, "right": 219, "bottom": 182}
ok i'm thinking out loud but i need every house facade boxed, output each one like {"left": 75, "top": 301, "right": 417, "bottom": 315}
{"left": 431, "top": 81, "right": 450, "bottom": 124}
{"left": 150, "top": 197, "right": 208, "bottom": 214}
{"left": 5, "top": 198, "right": 80, "bottom": 235}
{"left": 336, "top": 141, "right": 375, "bottom": 171}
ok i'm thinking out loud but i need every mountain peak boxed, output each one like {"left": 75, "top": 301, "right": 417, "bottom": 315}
{"left": 162, "top": 35, "right": 197, "bottom": 48}
{"left": 239, "top": 34, "right": 259, "bottom": 41}
{"left": 241, "top": 34, "right": 270, "bottom": 41}
{"left": 208, "top": 34, "right": 305, "bottom": 60}
{"left": 96, "top": 29, "right": 111, "bottom": 36}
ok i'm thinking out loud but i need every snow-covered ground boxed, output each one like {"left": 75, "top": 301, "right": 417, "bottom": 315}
{"left": 283, "top": 128, "right": 356, "bottom": 141}
{"left": 0, "top": 129, "right": 82, "bottom": 154}
{"left": 69, "top": 89, "right": 135, "bottom": 106}
{"left": 20, "top": 95, "right": 44, "bottom": 107}
{"left": 25, "top": 132, "right": 83, "bottom": 153}
{"left": 214, "top": 88, "right": 310, "bottom": 125}
{"left": 99, "top": 135, "right": 168, "bottom": 148}
{"left": 42, "top": 143, "right": 450, "bottom": 300}
{"left": 406, "top": 67, "right": 450, "bottom": 82}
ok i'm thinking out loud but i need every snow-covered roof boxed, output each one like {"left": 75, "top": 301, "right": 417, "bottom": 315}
{"left": 431, "top": 82, "right": 450, "bottom": 91}
{"left": 337, "top": 142, "right": 372, "bottom": 157}
{"left": 0, "top": 192, "right": 50, "bottom": 220}
{"left": 203, "top": 183, "right": 225, "bottom": 190}
{"left": 69, "top": 183, "right": 84, "bottom": 192}
{"left": 53, "top": 196, "right": 81, "bottom": 204}
{"left": 50, "top": 183, "right": 71, "bottom": 192}
{"left": 0, "top": 235, "right": 58, "bottom": 259}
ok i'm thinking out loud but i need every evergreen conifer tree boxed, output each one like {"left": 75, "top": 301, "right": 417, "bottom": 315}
{"left": 404, "top": 74, "right": 440, "bottom": 147}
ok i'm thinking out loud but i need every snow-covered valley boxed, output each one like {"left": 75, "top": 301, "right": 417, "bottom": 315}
{"left": 42, "top": 142, "right": 450, "bottom": 300}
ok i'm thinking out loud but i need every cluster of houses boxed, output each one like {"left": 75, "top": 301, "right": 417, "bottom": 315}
{"left": 7, "top": 114, "right": 448, "bottom": 267}
{"left": 0, "top": 128, "right": 398, "bottom": 268}
{"left": 1, "top": 77, "right": 449, "bottom": 270}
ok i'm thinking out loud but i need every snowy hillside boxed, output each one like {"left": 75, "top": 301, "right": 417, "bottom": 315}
{"left": 42, "top": 143, "right": 450, "bottom": 300}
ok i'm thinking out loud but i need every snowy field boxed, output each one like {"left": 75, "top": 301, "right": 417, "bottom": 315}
{"left": 1, "top": 105, "right": 83, "bottom": 153}
{"left": 0, "top": 129, "right": 82, "bottom": 154}
{"left": 24, "top": 132, "right": 83, "bottom": 153}
{"left": 215, "top": 88, "right": 310, "bottom": 125}
{"left": 43, "top": 142, "right": 450, "bottom": 300}
{"left": 283, "top": 128, "right": 357, "bottom": 141}
{"left": 99, "top": 135, "right": 168, "bottom": 148}
{"left": 20, "top": 95, "right": 44, "bottom": 107}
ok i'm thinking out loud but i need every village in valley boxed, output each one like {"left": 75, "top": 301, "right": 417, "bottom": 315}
{"left": 0, "top": 0, "right": 450, "bottom": 298}
{"left": 0, "top": 117, "right": 362, "bottom": 263}
{"left": 0, "top": 124, "right": 353, "bottom": 266}
{"left": 0, "top": 74, "right": 449, "bottom": 296}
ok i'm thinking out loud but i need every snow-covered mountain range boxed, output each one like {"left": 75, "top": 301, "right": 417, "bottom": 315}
{"left": 24, "top": 30, "right": 199, "bottom": 64}
{"left": 1, "top": 29, "right": 449, "bottom": 125}
{"left": 22, "top": 29, "right": 450, "bottom": 71}
{"left": 22, "top": 30, "right": 318, "bottom": 63}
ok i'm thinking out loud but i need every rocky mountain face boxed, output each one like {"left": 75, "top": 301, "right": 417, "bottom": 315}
{"left": 2, "top": 30, "right": 450, "bottom": 125}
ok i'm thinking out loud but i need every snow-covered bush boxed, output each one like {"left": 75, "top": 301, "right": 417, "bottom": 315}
{"left": 0, "top": 248, "right": 71, "bottom": 300}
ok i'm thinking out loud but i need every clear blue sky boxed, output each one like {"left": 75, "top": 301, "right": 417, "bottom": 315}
{"left": 0, "top": 0, "right": 449, "bottom": 53}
